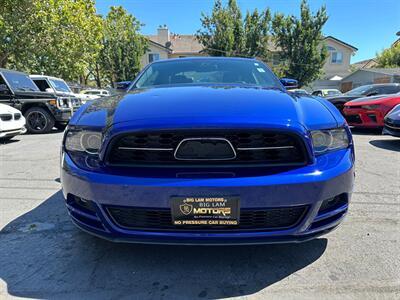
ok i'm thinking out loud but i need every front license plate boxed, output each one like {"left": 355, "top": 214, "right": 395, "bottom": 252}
{"left": 171, "top": 196, "right": 240, "bottom": 226}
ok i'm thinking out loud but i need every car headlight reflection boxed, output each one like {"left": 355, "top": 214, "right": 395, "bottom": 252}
{"left": 311, "top": 128, "right": 349, "bottom": 155}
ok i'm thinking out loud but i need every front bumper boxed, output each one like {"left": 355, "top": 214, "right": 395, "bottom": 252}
{"left": 383, "top": 123, "right": 400, "bottom": 137}
{"left": 61, "top": 148, "right": 355, "bottom": 244}
{"left": 343, "top": 107, "right": 384, "bottom": 127}
{"left": 53, "top": 107, "right": 80, "bottom": 123}
{"left": 0, "top": 126, "right": 26, "bottom": 138}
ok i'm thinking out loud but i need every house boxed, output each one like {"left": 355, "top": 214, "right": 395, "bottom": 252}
{"left": 320, "top": 36, "right": 358, "bottom": 81}
{"left": 140, "top": 39, "right": 171, "bottom": 67}
{"left": 142, "top": 26, "right": 357, "bottom": 86}
{"left": 340, "top": 68, "right": 400, "bottom": 92}
{"left": 142, "top": 26, "right": 204, "bottom": 67}
{"left": 351, "top": 58, "right": 378, "bottom": 70}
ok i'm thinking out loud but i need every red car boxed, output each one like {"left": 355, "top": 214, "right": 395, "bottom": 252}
{"left": 343, "top": 94, "right": 400, "bottom": 128}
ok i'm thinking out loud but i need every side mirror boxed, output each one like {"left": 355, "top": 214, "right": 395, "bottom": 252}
{"left": 366, "top": 91, "right": 378, "bottom": 97}
{"left": 280, "top": 78, "right": 298, "bottom": 89}
{"left": 45, "top": 87, "right": 55, "bottom": 93}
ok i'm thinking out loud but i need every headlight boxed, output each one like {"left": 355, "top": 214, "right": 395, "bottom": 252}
{"left": 65, "top": 130, "right": 102, "bottom": 154}
{"left": 64, "top": 129, "right": 103, "bottom": 170}
{"left": 311, "top": 128, "right": 349, "bottom": 155}
{"left": 361, "top": 104, "right": 380, "bottom": 110}
{"left": 57, "top": 97, "right": 72, "bottom": 109}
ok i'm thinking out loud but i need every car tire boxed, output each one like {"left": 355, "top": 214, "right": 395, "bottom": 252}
{"left": 25, "top": 107, "right": 55, "bottom": 134}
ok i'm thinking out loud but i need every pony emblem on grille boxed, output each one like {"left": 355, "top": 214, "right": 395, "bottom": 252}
{"left": 174, "top": 138, "right": 236, "bottom": 161}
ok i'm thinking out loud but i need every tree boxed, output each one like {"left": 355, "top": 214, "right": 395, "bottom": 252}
{"left": 98, "top": 6, "right": 147, "bottom": 87}
{"left": 376, "top": 42, "right": 400, "bottom": 68}
{"left": 33, "top": 0, "right": 103, "bottom": 81}
{"left": 0, "top": 0, "right": 103, "bottom": 81}
{"left": 0, "top": 0, "right": 40, "bottom": 68}
{"left": 272, "top": 0, "right": 328, "bottom": 86}
{"left": 243, "top": 9, "right": 271, "bottom": 59}
{"left": 196, "top": 0, "right": 271, "bottom": 59}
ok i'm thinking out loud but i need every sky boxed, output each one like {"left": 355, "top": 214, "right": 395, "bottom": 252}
{"left": 95, "top": 0, "right": 400, "bottom": 63}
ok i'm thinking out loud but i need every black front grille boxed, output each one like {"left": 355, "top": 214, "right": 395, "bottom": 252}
{"left": 0, "top": 114, "right": 12, "bottom": 121}
{"left": 367, "top": 114, "right": 377, "bottom": 123}
{"left": 106, "top": 130, "right": 308, "bottom": 167}
{"left": 345, "top": 115, "right": 362, "bottom": 124}
{"left": 14, "top": 113, "right": 21, "bottom": 120}
{"left": 106, "top": 205, "right": 308, "bottom": 232}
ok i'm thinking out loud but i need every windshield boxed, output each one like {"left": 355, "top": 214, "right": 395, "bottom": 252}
{"left": 345, "top": 85, "right": 372, "bottom": 96}
{"left": 49, "top": 78, "right": 72, "bottom": 93}
{"left": 2, "top": 71, "right": 40, "bottom": 92}
{"left": 134, "top": 59, "right": 282, "bottom": 89}
{"left": 325, "top": 90, "right": 341, "bottom": 96}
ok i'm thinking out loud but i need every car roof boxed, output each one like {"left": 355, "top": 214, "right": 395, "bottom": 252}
{"left": 356, "top": 83, "right": 400, "bottom": 88}
{"left": 0, "top": 68, "right": 28, "bottom": 75}
{"left": 30, "top": 74, "right": 65, "bottom": 81}
{"left": 149, "top": 56, "right": 259, "bottom": 65}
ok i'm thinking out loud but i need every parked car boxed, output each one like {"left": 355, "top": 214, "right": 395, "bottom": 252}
{"left": 287, "top": 88, "right": 310, "bottom": 96}
{"left": 326, "top": 84, "right": 400, "bottom": 113}
{"left": 312, "top": 89, "right": 342, "bottom": 97}
{"left": 0, "top": 68, "right": 77, "bottom": 133}
{"left": 0, "top": 104, "right": 26, "bottom": 141}
{"left": 30, "top": 74, "right": 87, "bottom": 105}
{"left": 383, "top": 104, "right": 400, "bottom": 137}
{"left": 343, "top": 93, "right": 400, "bottom": 128}
{"left": 61, "top": 57, "right": 354, "bottom": 245}
{"left": 29, "top": 75, "right": 93, "bottom": 106}
{"left": 80, "top": 89, "right": 110, "bottom": 98}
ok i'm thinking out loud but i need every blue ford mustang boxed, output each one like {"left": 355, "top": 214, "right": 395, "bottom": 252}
{"left": 61, "top": 57, "right": 355, "bottom": 245}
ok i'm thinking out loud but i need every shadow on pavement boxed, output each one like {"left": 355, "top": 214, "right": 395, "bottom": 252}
{"left": 25, "top": 128, "right": 64, "bottom": 135}
{"left": 369, "top": 139, "right": 400, "bottom": 152}
{"left": 0, "top": 138, "right": 20, "bottom": 145}
{"left": 0, "top": 191, "right": 327, "bottom": 299}
{"left": 350, "top": 127, "right": 383, "bottom": 135}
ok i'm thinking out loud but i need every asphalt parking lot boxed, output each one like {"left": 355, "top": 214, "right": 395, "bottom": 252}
{"left": 0, "top": 130, "right": 399, "bottom": 299}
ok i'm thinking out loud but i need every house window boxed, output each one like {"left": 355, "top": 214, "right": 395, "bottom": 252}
{"left": 149, "top": 53, "right": 160, "bottom": 63}
{"left": 331, "top": 51, "right": 343, "bottom": 64}
{"left": 327, "top": 46, "right": 343, "bottom": 64}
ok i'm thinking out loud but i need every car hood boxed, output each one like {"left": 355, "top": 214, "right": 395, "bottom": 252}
{"left": 386, "top": 104, "right": 400, "bottom": 121}
{"left": 54, "top": 91, "right": 76, "bottom": 97}
{"left": 13, "top": 90, "right": 55, "bottom": 99}
{"left": 346, "top": 94, "right": 397, "bottom": 105}
{"left": 72, "top": 86, "right": 342, "bottom": 130}
{"left": 326, "top": 95, "right": 361, "bottom": 101}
